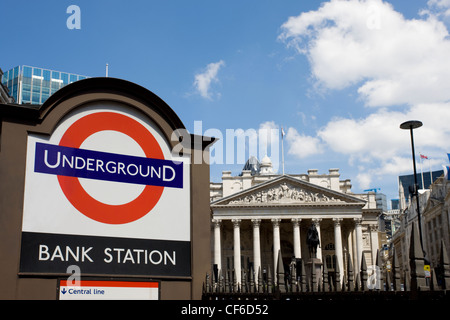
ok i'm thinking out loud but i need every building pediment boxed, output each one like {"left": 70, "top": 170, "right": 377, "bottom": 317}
{"left": 211, "top": 175, "right": 365, "bottom": 208}
{"left": 424, "top": 197, "right": 444, "bottom": 212}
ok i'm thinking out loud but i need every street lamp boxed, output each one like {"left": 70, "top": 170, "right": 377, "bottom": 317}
{"left": 400, "top": 120, "right": 425, "bottom": 257}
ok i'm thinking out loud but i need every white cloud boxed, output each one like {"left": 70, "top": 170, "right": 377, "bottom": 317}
{"left": 317, "top": 109, "right": 405, "bottom": 159}
{"left": 258, "top": 121, "right": 280, "bottom": 172}
{"left": 427, "top": 0, "right": 450, "bottom": 16}
{"left": 258, "top": 121, "right": 279, "bottom": 149}
{"left": 317, "top": 103, "right": 450, "bottom": 161}
{"left": 428, "top": 0, "right": 450, "bottom": 7}
{"left": 193, "top": 60, "right": 225, "bottom": 100}
{"left": 279, "top": 0, "right": 450, "bottom": 191}
{"left": 356, "top": 173, "right": 372, "bottom": 190}
{"left": 279, "top": 0, "right": 450, "bottom": 107}
{"left": 285, "top": 127, "right": 324, "bottom": 159}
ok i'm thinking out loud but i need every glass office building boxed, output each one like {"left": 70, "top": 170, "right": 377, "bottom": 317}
{"left": 1, "top": 65, "right": 88, "bottom": 105}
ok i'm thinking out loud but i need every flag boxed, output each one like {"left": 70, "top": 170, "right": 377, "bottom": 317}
{"left": 420, "top": 154, "right": 428, "bottom": 159}
{"left": 281, "top": 127, "right": 285, "bottom": 138}
{"left": 448, "top": 153, "right": 450, "bottom": 163}
{"left": 443, "top": 165, "right": 450, "bottom": 180}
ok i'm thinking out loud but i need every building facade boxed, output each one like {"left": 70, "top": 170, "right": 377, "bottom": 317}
{"left": 210, "top": 156, "right": 382, "bottom": 285}
{"left": 398, "top": 170, "right": 444, "bottom": 207}
{"left": 1, "top": 65, "right": 88, "bottom": 105}
{"left": 391, "top": 173, "right": 450, "bottom": 276}
{"left": 0, "top": 68, "right": 14, "bottom": 104}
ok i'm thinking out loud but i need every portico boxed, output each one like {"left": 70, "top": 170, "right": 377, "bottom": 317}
{"left": 211, "top": 175, "right": 381, "bottom": 285}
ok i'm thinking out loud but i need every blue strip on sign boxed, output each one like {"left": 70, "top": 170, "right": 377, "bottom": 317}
{"left": 34, "top": 142, "right": 183, "bottom": 189}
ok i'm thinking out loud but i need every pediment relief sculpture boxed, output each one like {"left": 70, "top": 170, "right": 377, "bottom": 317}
{"left": 226, "top": 182, "right": 345, "bottom": 205}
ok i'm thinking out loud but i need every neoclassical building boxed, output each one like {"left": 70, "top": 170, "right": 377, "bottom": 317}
{"left": 391, "top": 173, "right": 450, "bottom": 274}
{"left": 210, "top": 156, "right": 382, "bottom": 285}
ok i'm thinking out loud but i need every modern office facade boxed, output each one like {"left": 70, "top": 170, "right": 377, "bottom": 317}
{"left": 1, "top": 65, "right": 88, "bottom": 105}
{"left": 398, "top": 170, "right": 444, "bottom": 209}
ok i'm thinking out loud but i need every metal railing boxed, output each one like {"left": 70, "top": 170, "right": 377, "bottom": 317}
{"left": 202, "top": 222, "right": 450, "bottom": 301}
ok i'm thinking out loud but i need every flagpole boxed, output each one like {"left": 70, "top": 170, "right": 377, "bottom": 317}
{"left": 281, "top": 127, "right": 285, "bottom": 175}
{"left": 420, "top": 154, "right": 424, "bottom": 190}
{"left": 429, "top": 158, "right": 432, "bottom": 185}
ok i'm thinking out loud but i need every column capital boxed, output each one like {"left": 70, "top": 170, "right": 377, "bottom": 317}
{"left": 212, "top": 219, "right": 222, "bottom": 227}
{"left": 333, "top": 218, "right": 343, "bottom": 226}
{"left": 353, "top": 218, "right": 363, "bottom": 226}
{"left": 251, "top": 218, "right": 261, "bottom": 227}
{"left": 271, "top": 218, "right": 281, "bottom": 227}
{"left": 368, "top": 224, "right": 378, "bottom": 232}
{"left": 312, "top": 218, "right": 322, "bottom": 226}
{"left": 291, "top": 218, "right": 302, "bottom": 226}
{"left": 232, "top": 219, "right": 241, "bottom": 227}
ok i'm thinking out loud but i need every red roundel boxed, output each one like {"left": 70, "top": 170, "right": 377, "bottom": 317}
{"left": 57, "top": 112, "right": 164, "bottom": 225}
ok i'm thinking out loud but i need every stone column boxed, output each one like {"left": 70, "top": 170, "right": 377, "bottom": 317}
{"left": 251, "top": 219, "right": 262, "bottom": 278}
{"left": 354, "top": 218, "right": 363, "bottom": 271}
{"left": 333, "top": 218, "right": 344, "bottom": 282}
{"left": 232, "top": 219, "right": 242, "bottom": 285}
{"left": 292, "top": 218, "right": 302, "bottom": 259}
{"left": 369, "top": 225, "right": 379, "bottom": 264}
{"left": 272, "top": 218, "right": 281, "bottom": 274}
{"left": 348, "top": 229, "right": 356, "bottom": 273}
{"left": 212, "top": 219, "right": 222, "bottom": 272}
{"left": 312, "top": 218, "right": 323, "bottom": 261}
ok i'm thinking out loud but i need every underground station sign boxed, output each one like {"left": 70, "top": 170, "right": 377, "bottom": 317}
{"left": 59, "top": 280, "right": 160, "bottom": 300}
{"left": 20, "top": 104, "right": 191, "bottom": 277}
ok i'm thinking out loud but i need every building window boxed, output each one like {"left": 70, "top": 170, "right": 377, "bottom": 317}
{"left": 326, "top": 254, "right": 336, "bottom": 270}
{"left": 23, "top": 66, "right": 32, "bottom": 78}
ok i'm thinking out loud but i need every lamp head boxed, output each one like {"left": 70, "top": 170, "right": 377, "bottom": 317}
{"left": 400, "top": 120, "right": 423, "bottom": 130}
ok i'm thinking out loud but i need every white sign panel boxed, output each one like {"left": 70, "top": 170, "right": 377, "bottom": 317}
{"left": 59, "top": 280, "right": 159, "bottom": 300}
{"left": 20, "top": 103, "right": 191, "bottom": 277}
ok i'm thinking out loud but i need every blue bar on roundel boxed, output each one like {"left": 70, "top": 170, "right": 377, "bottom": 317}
{"left": 34, "top": 142, "right": 183, "bottom": 189}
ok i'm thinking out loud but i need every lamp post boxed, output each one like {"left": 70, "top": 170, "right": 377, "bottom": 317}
{"left": 400, "top": 120, "right": 425, "bottom": 256}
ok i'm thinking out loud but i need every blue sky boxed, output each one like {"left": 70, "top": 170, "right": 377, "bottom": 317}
{"left": 2, "top": 0, "right": 450, "bottom": 205}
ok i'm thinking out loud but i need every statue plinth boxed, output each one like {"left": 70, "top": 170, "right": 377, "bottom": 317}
{"left": 305, "top": 223, "right": 321, "bottom": 291}
{"left": 305, "top": 258, "right": 322, "bottom": 292}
